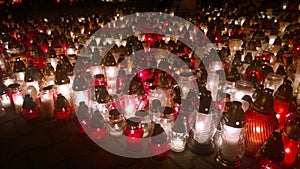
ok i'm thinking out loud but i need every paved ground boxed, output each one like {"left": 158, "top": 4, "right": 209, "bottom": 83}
{"left": 0, "top": 107, "right": 260, "bottom": 169}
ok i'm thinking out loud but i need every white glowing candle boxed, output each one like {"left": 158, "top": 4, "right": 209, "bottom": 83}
{"left": 40, "top": 91, "right": 54, "bottom": 117}
{"left": 12, "top": 91, "right": 23, "bottom": 114}
{"left": 221, "top": 125, "right": 243, "bottom": 161}
{"left": 193, "top": 112, "right": 214, "bottom": 143}
{"left": 0, "top": 94, "right": 11, "bottom": 108}
{"left": 55, "top": 84, "right": 72, "bottom": 104}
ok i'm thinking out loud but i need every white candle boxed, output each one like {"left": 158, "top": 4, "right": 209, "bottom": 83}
{"left": 193, "top": 113, "right": 214, "bottom": 143}
{"left": 1, "top": 94, "right": 11, "bottom": 108}
{"left": 221, "top": 125, "right": 243, "bottom": 161}
{"left": 40, "top": 93, "right": 54, "bottom": 117}
{"left": 72, "top": 90, "right": 89, "bottom": 112}
{"left": 12, "top": 92, "right": 23, "bottom": 114}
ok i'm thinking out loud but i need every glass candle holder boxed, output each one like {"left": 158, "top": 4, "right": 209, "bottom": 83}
{"left": 135, "top": 110, "right": 151, "bottom": 137}
{"left": 12, "top": 91, "right": 23, "bottom": 114}
{"left": 21, "top": 94, "right": 39, "bottom": 120}
{"left": 255, "top": 132, "right": 285, "bottom": 169}
{"left": 233, "top": 80, "right": 254, "bottom": 102}
{"left": 169, "top": 115, "right": 188, "bottom": 152}
{"left": 274, "top": 79, "right": 293, "bottom": 131}
{"left": 124, "top": 117, "right": 144, "bottom": 152}
{"left": 149, "top": 124, "right": 170, "bottom": 164}
{"left": 89, "top": 110, "right": 108, "bottom": 141}
{"left": 245, "top": 88, "right": 278, "bottom": 156}
{"left": 107, "top": 109, "right": 125, "bottom": 136}
{"left": 264, "top": 73, "right": 284, "bottom": 92}
{"left": 72, "top": 72, "right": 89, "bottom": 112}
{"left": 54, "top": 94, "right": 72, "bottom": 120}
{"left": 75, "top": 102, "right": 91, "bottom": 134}
{"left": 160, "top": 107, "right": 175, "bottom": 137}
{"left": 216, "top": 101, "right": 246, "bottom": 168}
{"left": 40, "top": 86, "right": 55, "bottom": 118}
{"left": 149, "top": 99, "right": 162, "bottom": 123}
{"left": 282, "top": 116, "right": 300, "bottom": 167}
{"left": 0, "top": 84, "right": 11, "bottom": 108}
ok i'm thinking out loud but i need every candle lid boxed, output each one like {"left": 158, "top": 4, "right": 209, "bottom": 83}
{"left": 104, "top": 53, "right": 116, "bottom": 66}
{"left": 181, "top": 99, "right": 194, "bottom": 114}
{"left": 0, "top": 84, "right": 9, "bottom": 95}
{"left": 47, "top": 47, "right": 57, "bottom": 58}
{"left": 55, "top": 62, "right": 70, "bottom": 85}
{"left": 13, "top": 58, "right": 26, "bottom": 73}
{"left": 283, "top": 117, "right": 300, "bottom": 141}
{"left": 95, "top": 85, "right": 111, "bottom": 103}
{"left": 274, "top": 79, "right": 293, "bottom": 102}
{"left": 126, "top": 117, "right": 141, "bottom": 126}
{"left": 109, "top": 109, "right": 121, "bottom": 116}
{"left": 72, "top": 73, "right": 88, "bottom": 91}
{"left": 22, "top": 94, "right": 37, "bottom": 110}
{"left": 55, "top": 94, "right": 69, "bottom": 108}
{"left": 251, "top": 88, "right": 274, "bottom": 115}
{"left": 162, "top": 107, "right": 174, "bottom": 115}
{"left": 224, "top": 101, "right": 246, "bottom": 128}
{"left": 135, "top": 110, "right": 149, "bottom": 117}
{"left": 43, "top": 85, "right": 53, "bottom": 91}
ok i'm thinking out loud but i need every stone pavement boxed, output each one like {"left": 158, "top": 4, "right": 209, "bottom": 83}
{"left": 0, "top": 108, "right": 261, "bottom": 169}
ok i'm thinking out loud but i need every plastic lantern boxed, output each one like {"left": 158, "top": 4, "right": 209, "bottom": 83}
{"left": 124, "top": 117, "right": 144, "bottom": 152}
{"left": 13, "top": 57, "right": 26, "bottom": 84}
{"left": 0, "top": 84, "right": 11, "bottom": 108}
{"left": 116, "top": 69, "right": 126, "bottom": 92}
{"left": 72, "top": 72, "right": 89, "bottom": 112}
{"left": 264, "top": 73, "right": 284, "bottom": 92}
{"left": 12, "top": 90, "right": 23, "bottom": 114}
{"left": 245, "top": 56, "right": 264, "bottom": 82}
{"left": 54, "top": 94, "right": 72, "bottom": 120}
{"left": 89, "top": 53, "right": 104, "bottom": 77}
{"left": 21, "top": 94, "right": 39, "bottom": 120}
{"left": 255, "top": 132, "right": 285, "bottom": 169}
{"left": 282, "top": 116, "right": 300, "bottom": 167}
{"left": 232, "top": 80, "right": 254, "bottom": 102}
{"left": 107, "top": 109, "right": 125, "bottom": 136}
{"left": 148, "top": 124, "right": 170, "bottom": 164}
{"left": 187, "top": 89, "right": 217, "bottom": 155}
{"left": 104, "top": 53, "right": 119, "bottom": 94}
{"left": 95, "top": 85, "right": 111, "bottom": 118}
{"left": 274, "top": 79, "right": 293, "bottom": 131}
{"left": 22, "top": 74, "right": 39, "bottom": 95}
{"left": 89, "top": 110, "right": 108, "bottom": 141}
{"left": 75, "top": 102, "right": 91, "bottom": 134}
{"left": 160, "top": 106, "right": 175, "bottom": 137}
{"left": 46, "top": 47, "right": 58, "bottom": 71}
{"left": 40, "top": 86, "right": 55, "bottom": 118}
{"left": 54, "top": 62, "right": 72, "bottom": 104}
{"left": 245, "top": 88, "right": 278, "bottom": 156}
{"left": 44, "top": 63, "right": 55, "bottom": 86}
{"left": 170, "top": 114, "right": 188, "bottom": 152}
{"left": 216, "top": 101, "right": 246, "bottom": 168}
{"left": 177, "top": 72, "right": 194, "bottom": 99}
{"left": 94, "top": 74, "right": 107, "bottom": 87}
{"left": 135, "top": 110, "right": 151, "bottom": 137}
{"left": 149, "top": 99, "right": 162, "bottom": 123}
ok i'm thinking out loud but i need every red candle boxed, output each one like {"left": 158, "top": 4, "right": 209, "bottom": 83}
{"left": 124, "top": 117, "right": 144, "bottom": 152}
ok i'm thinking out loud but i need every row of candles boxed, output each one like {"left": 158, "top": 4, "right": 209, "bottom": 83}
{"left": 0, "top": 4, "right": 300, "bottom": 168}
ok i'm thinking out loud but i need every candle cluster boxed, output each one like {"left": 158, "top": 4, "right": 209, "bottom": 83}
{"left": 0, "top": 1, "right": 300, "bottom": 168}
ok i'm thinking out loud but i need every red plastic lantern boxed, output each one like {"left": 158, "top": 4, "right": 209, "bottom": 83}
{"left": 256, "top": 132, "right": 285, "bottom": 169}
{"left": 124, "top": 117, "right": 144, "bottom": 152}
{"left": 245, "top": 88, "right": 278, "bottom": 155}
{"left": 282, "top": 116, "right": 300, "bottom": 167}
{"left": 274, "top": 79, "right": 293, "bottom": 131}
